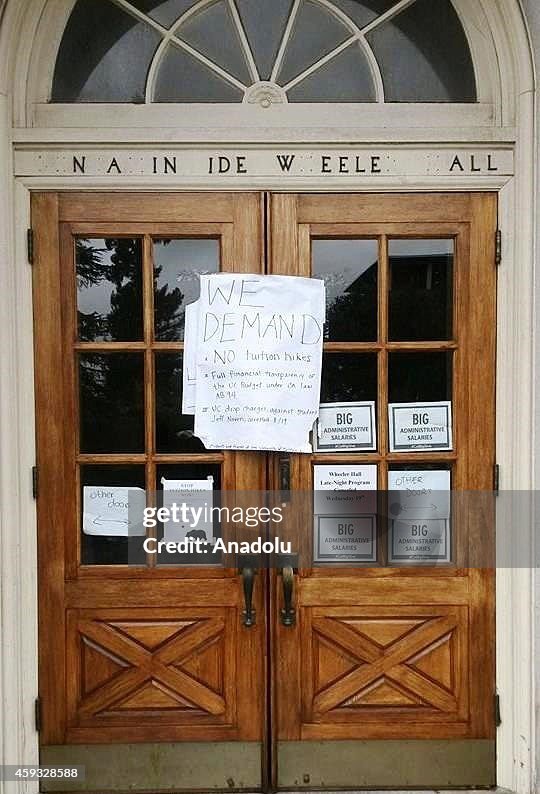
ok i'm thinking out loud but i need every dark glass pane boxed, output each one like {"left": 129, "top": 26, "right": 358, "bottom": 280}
{"left": 313, "top": 239, "right": 378, "bottom": 341}
{"left": 156, "top": 464, "right": 222, "bottom": 565}
{"left": 79, "top": 354, "right": 145, "bottom": 453}
{"left": 236, "top": 0, "right": 294, "bottom": 80}
{"left": 81, "top": 465, "right": 146, "bottom": 565}
{"left": 321, "top": 354, "right": 378, "bottom": 403}
{"left": 179, "top": 1, "right": 251, "bottom": 84}
{"left": 389, "top": 352, "right": 452, "bottom": 403}
{"left": 52, "top": 0, "right": 161, "bottom": 102}
{"left": 129, "top": 0, "right": 198, "bottom": 28}
{"left": 389, "top": 239, "right": 453, "bottom": 341}
{"left": 288, "top": 44, "right": 376, "bottom": 101}
{"left": 331, "top": 0, "right": 402, "bottom": 30}
{"left": 155, "top": 353, "right": 205, "bottom": 452}
{"left": 366, "top": 0, "right": 477, "bottom": 101}
{"left": 77, "top": 238, "right": 143, "bottom": 342}
{"left": 278, "top": 0, "right": 351, "bottom": 85}
{"left": 154, "top": 43, "right": 243, "bottom": 101}
{"left": 154, "top": 238, "right": 220, "bottom": 340}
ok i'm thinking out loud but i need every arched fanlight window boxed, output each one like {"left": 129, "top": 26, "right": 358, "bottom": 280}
{"left": 52, "top": 0, "right": 477, "bottom": 104}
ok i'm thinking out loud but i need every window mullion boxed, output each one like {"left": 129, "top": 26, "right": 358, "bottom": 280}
{"left": 282, "top": 34, "right": 357, "bottom": 92}
{"left": 360, "top": 0, "right": 418, "bottom": 36}
{"left": 270, "top": 0, "right": 302, "bottom": 83}
{"left": 228, "top": 0, "right": 260, "bottom": 83}
{"left": 108, "top": 0, "right": 169, "bottom": 36}
{"left": 170, "top": 35, "right": 248, "bottom": 91}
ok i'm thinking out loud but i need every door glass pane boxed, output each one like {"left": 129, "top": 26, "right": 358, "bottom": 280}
{"left": 52, "top": 0, "right": 161, "bottom": 102}
{"left": 366, "top": 0, "right": 476, "bottom": 101}
{"left": 81, "top": 465, "right": 146, "bottom": 565}
{"left": 155, "top": 353, "right": 205, "bottom": 452}
{"left": 288, "top": 44, "right": 376, "bottom": 102}
{"left": 321, "top": 353, "right": 378, "bottom": 403}
{"left": 277, "top": 0, "right": 351, "bottom": 85}
{"left": 154, "top": 238, "right": 220, "bottom": 341}
{"left": 79, "top": 354, "right": 145, "bottom": 453}
{"left": 313, "top": 239, "right": 378, "bottom": 342}
{"left": 154, "top": 44, "right": 244, "bottom": 101}
{"left": 389, "top": 352, "right": 452, "bottom": 403}
{"left": 156, "top": 464, "right": 222, "bottom": 565}
{"left": 77, "top": 238, "right": 143, "bottom": 342}
{"left": 179, "top": 1, "right": 252, "bottom": 84}
{"left": 389, "top": 239, "right": 453, "bottom": 341}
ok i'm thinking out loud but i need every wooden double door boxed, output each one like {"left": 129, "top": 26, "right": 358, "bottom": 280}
{"left": 33, "top": 192, "right": 496, "bottom": 791}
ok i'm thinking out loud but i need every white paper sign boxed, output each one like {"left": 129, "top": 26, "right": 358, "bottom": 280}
{"left": 314, "top": 402, "right": 376, "bottom": 452}
{"left": 389, "top": 401, "right": 452, "bottom": 451}
{"left": 182, "top": 302, "right": 198, "bottom": 414}
{"left": 390, "top": 519, "right": 450, "bottom": 563}
{"left": 314, "top": 465, "right": 377, "bottom": 563}
{"left": 186, "top": 274, "right": 325, "bottom": 452}
{"left": 83, "top": 486, "right": 146, "bottom": 536}
{"left": 388, "top": 469, "right": 450, "bottom": 520}
{"left": 315, "top": 516, "right": 377, "bottom": 563}
{"left": 161, "top": 477, "right": 214, "bottom": 543}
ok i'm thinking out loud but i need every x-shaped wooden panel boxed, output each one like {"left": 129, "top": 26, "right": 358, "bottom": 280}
{"left": 311, "top": 613, "right": 459, "bottom": 715}
{"left": 76, "top": 616, "right": 226, "bottom": 718}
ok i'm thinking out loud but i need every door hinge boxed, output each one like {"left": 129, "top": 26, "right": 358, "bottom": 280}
{"left": 495, "top": 693, "right": 501, "bottom": 727}
{"left": 32, "top": 465, "right": 38, "bottom": 500}
{"left": 493, "top": 463, "right": 500, "bottom": 496}
{"left": 495, "top": 229, "right": 502, "bottom": 266}
{"left": 27, "top": 228, "right": 35, "bottom": 265}
{"left": 35, "top": 697, "right": 42, "bottom": 733}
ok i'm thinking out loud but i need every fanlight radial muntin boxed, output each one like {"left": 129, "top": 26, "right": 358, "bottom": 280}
{"left": 53, "top": 0, "right": 477, "bottom": 105}
{"left": 112, "top": 0, "right": 399, "bottom": 103}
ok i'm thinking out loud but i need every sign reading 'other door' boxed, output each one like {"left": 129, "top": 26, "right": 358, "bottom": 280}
{"left": 184, "top": 274, "right": 326, "bottom": 452}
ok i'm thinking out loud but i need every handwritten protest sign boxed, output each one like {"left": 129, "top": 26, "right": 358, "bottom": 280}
{"left": 184, "top": 274, "right": 325, "bottom": 452}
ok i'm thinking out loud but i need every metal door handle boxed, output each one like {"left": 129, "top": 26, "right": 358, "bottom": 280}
{"left": 278, "top": 554, "right": 298, "bottom": 627}
{"left": 238, "top": 557, "right": 257, "bottom": 628}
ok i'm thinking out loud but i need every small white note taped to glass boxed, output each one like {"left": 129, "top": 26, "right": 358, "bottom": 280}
{"left": 314, "top": 401, "right": 376, "bottom": 452}
{"left": 313, "top": 465, "right": 378, "bottom": 563}
{"left": 388, "top": 401, "right": 452, "bottom": 451}
{"left": 390, "top": 518, "right": 450, "bottom": 563}
{"left": 388, "top": 469, "right": 451, "bottom": 520}
{"left": 83, "top": 486, "right": 146, "bottom": 536}
{"left": 161, "top": 476, "right": 214, "bottom": 543}
{"left": 314, "top": 465, "right": 378, "bottom": 516}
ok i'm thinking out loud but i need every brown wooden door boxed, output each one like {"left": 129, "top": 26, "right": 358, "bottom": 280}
{"left": 33, "top": 191, "right": 497, "bottom": 792}
{"left": 269, "top": 193, "right": 497, "bottom": 789}
{"left": 33, "top": 193, "right": 267, "bottom": 790}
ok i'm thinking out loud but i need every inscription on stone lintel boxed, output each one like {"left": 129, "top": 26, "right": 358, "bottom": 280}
{"left": 14, "top": 148, "right": 514, "bottom": 179}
